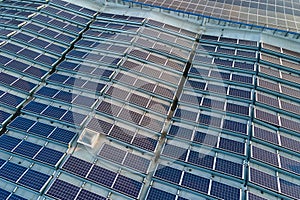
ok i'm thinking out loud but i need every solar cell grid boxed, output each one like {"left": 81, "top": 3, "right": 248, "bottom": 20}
{"left": 255, "top": 109, "right": 279, "bottom": 126}
{"left": 49, "top": 127, "right": 77, "bottom": 144}
{"left": 18, "top": 169, "right": 50, "bottom": 191}
{"left": 13, "top": 140, "right": 41, "bottom": 158}
{"left": 146, "top": 187, "right": 176, "bottom": 200}
{"left": 62, "top": 156, "right": 92, "bottom": 178}
{"left": 0, "top": 162, "right": 26, "bottom": 182}
{"left": 210, "top": 181, "right": 240, "bottom": 200}
{"left": 28, "top": 121, "right": 54, "bottom": 137}
{"left": 98, "top": 144, "right": 126, "bottom": 164}
{"left": 280, "top": 179, "right": 300, "bottom": 199}
{"left": 113, "top": 174, "right": 142, "bottom": 198}
{"left": 46, "top": 179, "right": 80, "bottom": 200}
{"left": 253, "top": 126, "right": 279, "bottom": 144}
{"left": 123, "top": 153, "right": 150, "bottom": 173}
{"left": 219, "top": 137, "right": 245, "bottom": 154}
{"left": 187, "top": 151, "right": 214, "bottom": 169}
{"left": 168, "top": 125, "right": 193, "bottom": 140}
{"left": 76, "top": 189, "right": 106, "bottom": 200}
{"left": 132, "top": 134, "right": 157, "bottom": 152}
{"left": 215, "top": 158, "right": 243, "bottom": 178}
{"left": 281, "top": 135, "right": 300, "bottom": 153}
{"left": 193, "top": 131, "right": 218, "bottom": 147}
{"left": 181, "top": 172, "right": 210, "bottom": 193}
{"left": 87, "top": 165, "right": 117, "bottom": 187}
{"left": 154, "top": 164, "right": 182, "bottom": 184}
{"left": 35, "top": 147, "right": 64, "bottom": 166}
{"left": 280, "top": 156, "right": 300, "bottom": 175}
{"left": 250, "top": 168, "right": 278, "bottom": 191}
{"left": 0, "top": 135, "right": 22, "bottom": 151}
{"left": 162, "top": 143, "right": 188, "bottom": 161}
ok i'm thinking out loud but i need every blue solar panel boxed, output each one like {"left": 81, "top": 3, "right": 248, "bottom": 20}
{"left": 46, "top": 179, "right": 80, "bottom": 200}
{"left": 12, "top": 79, "right": 36, "bottom": 92}
{"left": 223, "top": 119, "right": 247, "bottom": 134}
{"left": 86, "top": 118, "right": 113, "bottom": 135}
{"left": 132, "top": 134, "right": 158, "bottom": 152}
{"left": 113, "top": 174, "right": 142, "bottom": 198}
{"left": 13, "top": 141, "right": 42, "bottom": 158}
{"left": 123, "top": 153, "right": 150, "bottom": 174}
{"left": 187, "top": 80, "right": 206, "bottom": 90}
{"left": 174, "top": 108, "right": 198, "bottom": 122}
{"left": 154, "top": 164, "right": 182, "bottom": 184}
{"left": 0, "top": 135, "right": 22, "bottom": 151}
{"left": 162, "top": 144, "right": 188, "bottom": 161}
{"left": 42, "top": 106, "right": 66, "bottom": 119}
{"left": 280, "top": 156, "right": 300, "bottom": 175}
{"left": 35, "top": 147, "right": 64, "bottom": 166}
{"left": 18, "top": 169, "right": 50, "bottom": 191}
{"left": 0, "top": 162, "right": 26, "bottom": 182}
{"left": 281, "top": 135, "right": 300, "bottom": 153}
{"left": 8, "top": 194, "right": 27, "bottom": 200}
{"left": 181, "top": 172, "right": 210, "bottom": 193}
{"left": 193, "top": 131, "right": 218, "bottom": 147}
{"left": 168, "top": 125, "right": 193, "bottom": 140}
{"left": 76, "top": 189, "right": 106, "bottom": 200}
{"left": 0, "top": 110, "right": 11, "bottom": 124}
{"left": 252, "top": 146, "right": 278, "bottom": 166}
{"left": 0, "top": 188, "right": 10, "bottom": 200}
{"left": 29, "top": 121, "right": 55, "bottom": 138}
{"left": 250, "top": 168, "right": 278, "bottom": 191}
{"left": 210, "top": 181, "right": 240, "bottom": 200}
{"left": 215, "top": 158, "right": 243, "bottom": 178}
{"left": 36, "top": 87, "right": 59, "bottom": 98}
{"left": 87, "top": 165, "right": 117, "bottom": 187}
{"left": 198, "top": 114, "right": 222, "bottom": 127}
{"left": 49, "top": 127, "right": 76, "bottom": 144}
{"left": 146, "top": 188, "right": 176, "bottom": 200}
{"left": 61, "top": 111, "right": 87, "bottom": 126}
{"left": 23, "top": 101, "right": 48, "bottom": 114}
{"left": 280, "top": 179, "right": 300, "bottom": 199}
{"left": 187, "top": 151, "right": 214, "bottom": 169}
{"left": 98, "top": 144, "right": 126, "bottom": 164}
{"left": 7, "top": 117, "right": 35, "bottom": 132}
{"left": 62, "top": 156, "right": 92, "bottom": 178}
{"left": 219, "top": 138, "right": 245, "bottom": 154}
{"left": 226, "top": 103, "right": 249, "bottom": 115}
{"left": 229, "top": 88, "right": 251, "bottom": 99}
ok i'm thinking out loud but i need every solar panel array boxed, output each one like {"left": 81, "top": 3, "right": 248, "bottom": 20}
{"left": 122, "top": 0, "right": 300, "bottom": 34}
{"left": 0, "top": 0, "right": 299, "bottom": 199}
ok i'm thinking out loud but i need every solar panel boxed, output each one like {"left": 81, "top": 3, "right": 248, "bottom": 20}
{"left": 29, "top": 121, "right": 55, "bottom": 137}
{"left": 8, "top": 194, "right": 27, "bottom": 200}
{"left": 210, "top": 181, "right": 240, "bottom": 200}
{"left": 252, "top": 146, "right": 278, "bottom": 166}
{"left": 13, "top": 141, "right": 41, "bottom": 158}
{"left": 193, "top": 131, "right": 218, "bottom": 147}
{"left": 98, "top": 144, "right": 126, "bottom": 164}
{"left": 226, "top": 103, "right": 249, "bottom": 116}
{"left": 168, "top": 125, "right": 193, "bottom": 140}
{"left": 34, "top": 147, "right": 64, "bottom": 166}
{"left": 109, "top": 125, "right": 134, "bottom": 143}
{"left": 146, "top": 187, "right": 176, "bottom": 200}
{"left": 187, "top": 151, "right": 214, "bottom": 169}
{"left": 62, "top": 156, "right": 92, "bottom": 178}
{"left": 0, "top": 162, "right": 26, "bottom": 182}
{"left": 46, "top": 179, "right": 80, "bottom": 200}
{"left": 112, "top": 174, "right": 142, "bottom": 198}
{"left": 281, "top": 136, "right": 300, "bottom": 153}
{"left": 219, "top": 138, "right": 245, "bottom": 154}
{"left": 0, "top": 189, "right": 10, "bottom": 200}
{"left": 154, "top": 164, "right": 182, "bottom": 184}
{"left": 253, "top": 126, "right": 279, "bottom": 144}
{"left": 181, "top": 172, "right": 210, "bottom": 193}
{"left": 123, "top": 153, "right": 151, "bottom": 174}
{"left": 48, "top": 127, "right": 77, "bottom": 144}
{"left": 223, "top": 119, "right": 247, "bottom": 134}
{"left": 215, "top": 158, "right": 243, "bottom": 178}
{"left": 87, "top": 165, "right": 117, "bottom": 187}
{"left": 250, "top": 168, "right": 278, "bottom": 191}
{"left": 162, "top": 144, "right": 188, "bottom": 161}
{"left": 132, "top": 134, "right": 157, "bottom": 152}
{"left": 18, "top": 169, "right": 50, "bottom": 191}
{"left": 280, "top": 179, "right": 300, "bottom": 199}
{"left": 0, "top": 135, "right": 22, "bottom": 151}
{"left": 0, "top": 110, "right": 11, "bottom": 124}
{"left": 76, "top": 189, "right": 106, "bottom": 200}
{"left": 280, "top": 156, "right": 300, "bottom": 175}
{"left": 174, "top": 108, "right": 198, "bottom": 122}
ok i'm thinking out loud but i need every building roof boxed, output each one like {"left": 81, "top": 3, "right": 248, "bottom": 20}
{"left": 0, "top": 0, "right": 299, "bottom": 200}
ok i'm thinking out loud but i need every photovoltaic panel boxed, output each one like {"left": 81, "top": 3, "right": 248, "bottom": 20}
{"left": 76, "top": 189, "right": 106, "bottom": 200}
{"left": 123, "top": 153, "right": 151, "bottom": 174}
{"left": 18, "top": 169, "right": 50, "bottom": 191}
{"left": 210, "top": 181, "right": 240, "bottom": 200}
{"left": 250, "top": 168, "right": 278, "bottom": 191}
{"left": 62, "top": 156, "right": 92, "bottom": 178}
{"left": 46, "top": 179, "right": 80, "bottom": 200}
{"left": 87, "top": 165, "right": 117, "bottom": 187}
{"left": 146, "top": 187, "right": 176, "bottom": 200}
{"left": 112, "top": 174, "right": 142, "bottom": 198}
{"left": 154, "top": 164, "right": 182, "bottom": 184}
{"left": 181, "top": 172, "right": 210, "bottom": 193}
